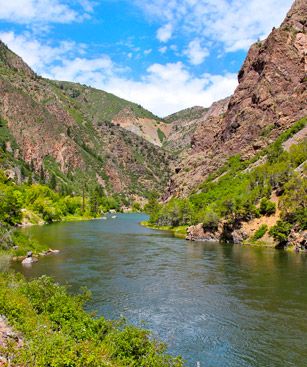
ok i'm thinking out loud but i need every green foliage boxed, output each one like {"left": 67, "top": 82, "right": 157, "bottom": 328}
{"left": 197, "top": 208, "right": 219, "bottom": 231}
{"left": 164, "top": 106, "right": 208, "bottom": 123}
{"left": 132, "top": 201, "right": 141, "bottom": 212}
{"left": 269, "top": 220, "right": 292, "bottom": 244}
{"left": 49, "top": 173, "right": 57, "bottom": 190}
{"left": 144, "top": 198, "right": 162, "bottom": 224}
{"left": 252, "top": 224, "right": 268, "bottom": 241}
{"left": 0, "top": 272, "right": 182, "bottom": 367}
{"left": 157, "top": 128, "right": 166, "bottom": 143}
{"left": 147, "top": 120, "right": 307, "bottom": 243}
{"left": 0, "top": 187, "right": 22, "bottom": 225}
{"left": 279, "top": 175, "right": 307, "bottom": 229}
{"left": 57, "top": 80, "right": 162, "bottom": 122}
{"left": 259, "top": 198, "right": 276, "bottom": 216}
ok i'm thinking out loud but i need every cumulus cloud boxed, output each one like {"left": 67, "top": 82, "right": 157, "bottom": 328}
{"left": 159, "top": 46, "right": 168, "bottom": 54}
{"left": 135, "top": 0, "right": 293, "bottom": 52}
{"left": 184, "top": 39, "right": 209, "bottom": 65}
{"left": 96, "top": 63, "right": 238, "bottom": 116}
{"left": 0, "top": 0, "right": 93, "bottom": 24}
{"left": 48, "top": 57, "right": 115, "bottom": 85}
{"left": 0, "top": 31, "right": 79, "bottom": 73}
{"left": 1, "top": 31, "right": 237, "bottom": 116}
{"left": 156, "top": 23, "right": 173, "bottom": 42}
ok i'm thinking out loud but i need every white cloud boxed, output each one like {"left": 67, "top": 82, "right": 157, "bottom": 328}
{"left": 0, "top": 31, "right": 78, "bottom": 73}
{"left": 135, "top": 0, "right": 293, "bottom": 52}
{"left": 0, "top": 0, "right": 92, "bottom": 24}
{"left": 47, "top": 57, "right": 114, "bottom": 85}
{"left": 156, "top": 23, "right": 173, "bottom": 42}
{"left": 184, "top": 39, "right": 209, "bottom": 65}
{"left": 159, "top": 46, "right": 167, "bottom": 54}
{"left": 79, "top": 0, "right": 95, "bottom": 13}
{"left": 1, "top": 31, "right": 237, "bottom": 116}
{"left": 102, "top": 63, "right": 237, "bottom": 116}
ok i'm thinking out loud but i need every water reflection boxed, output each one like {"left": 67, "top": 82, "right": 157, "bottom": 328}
{"left": 11, "top": 214, "right": 307, "bottom": 367}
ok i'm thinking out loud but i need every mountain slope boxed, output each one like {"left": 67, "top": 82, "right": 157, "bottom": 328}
{"left": 0, "top": 41, "right": 173, "bottom": 199}
{"left": 165, "top": 0, "right": 307, "bottom": 198}
{"left": 164, "top": 99, "right": 229, "bottom": 153}
{"left": 54, "top": 80, "right": 172, "bottom": 146}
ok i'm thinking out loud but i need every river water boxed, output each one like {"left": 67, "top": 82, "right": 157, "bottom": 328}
{"left": 12, "top": 214, "right": 307, "bottom": 367}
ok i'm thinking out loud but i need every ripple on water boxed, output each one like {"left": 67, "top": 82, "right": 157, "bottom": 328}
{"left": 12, "top": 214, "right": 307, "bottom": 367}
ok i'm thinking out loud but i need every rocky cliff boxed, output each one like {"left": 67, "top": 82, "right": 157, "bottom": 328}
{"left": 165, "top": 0, "right": 307, "bottom": 198}
{"left": 0, "top": 41, "right": 173, "bottom": 198}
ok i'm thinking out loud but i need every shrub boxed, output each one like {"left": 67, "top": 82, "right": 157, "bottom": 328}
{"left": 269, "top": 220, "right": 292, "bottom": 245}
{"left": 252, "top": 224, "right": 268, "bottom": 241}
{"left": 199, "top": 209, "right": 219, "bottom": 231}
{"left": 259, "top": 198, "right": 276, "bottom": 216}
{"left": 0, "top": 273, "right": 183, "bottom": 367}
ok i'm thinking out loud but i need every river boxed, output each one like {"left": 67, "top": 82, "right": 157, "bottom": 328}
{"left": 12, "top": 213, "right": 307, "bottom": 367}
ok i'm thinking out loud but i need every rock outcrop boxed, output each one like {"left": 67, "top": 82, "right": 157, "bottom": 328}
{"left": 186, "top": 223, "right": 220, "bottom": 242}
{"left": 288, "top": 226, "right": 307, "bottom": 251}
{"left": 164, "top": 98, "right": 229, "bottom": 153}
{"left": 186, "top": 221, "right": 248, "bottom": 244}
{"left": 166, "top": 0, "right": 307, "bottom": 198}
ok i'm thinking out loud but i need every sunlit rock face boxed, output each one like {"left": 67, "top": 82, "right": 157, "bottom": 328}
{"left": 165, "top": 0, "right": 307, "bottom": 198}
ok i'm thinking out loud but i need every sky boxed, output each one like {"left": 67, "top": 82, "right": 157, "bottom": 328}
{"left": 0, "top": 0, "right": 293, "bottom": 117}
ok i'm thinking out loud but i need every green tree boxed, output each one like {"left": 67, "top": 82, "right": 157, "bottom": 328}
{"left": 49, "top": 173, "right": 57, "bottom": 190}
{"left": 259, "top": 198, "right": 276, "bottom": 216}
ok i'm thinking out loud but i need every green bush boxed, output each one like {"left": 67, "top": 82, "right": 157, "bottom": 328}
{"left": 0, "top": 273, "right": 183, "bottom": 367}
{"left": 252, "top": 224, "right": 268, "bottom": 241}
{"left": 259, "top": 198, "right": 276, "bottom": 216}
{"left": 269, "top": 220, "right": 292, "bottom": 244}
{"left": 198, "top": 209, "right": 219, "bottom": 231}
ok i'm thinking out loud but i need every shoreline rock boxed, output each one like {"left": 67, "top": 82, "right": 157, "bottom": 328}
{"left": 186, "top": 223, "right": 220, "bottom": 242}
{"left": 21, "top": 251, "right": 38, "bottom": 265}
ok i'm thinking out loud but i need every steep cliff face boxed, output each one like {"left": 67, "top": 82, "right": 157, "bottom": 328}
{"left": 163, "top": 99, "right": 229, "bottom": 153}
{"left": 166, "top": 0, "right": 307, "bottom": 198}
{"left": 0, "top": 42, "right": 173, "bottom": 198}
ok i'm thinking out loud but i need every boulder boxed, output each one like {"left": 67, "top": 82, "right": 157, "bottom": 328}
{"left": 186, "top": 223, "right": 220, "bottom": 241}
{"left": 21, "top": 251, "right": 38, "bottom": 265}
{"left": 288, "top": 226, "right": 307, "bottom": 251}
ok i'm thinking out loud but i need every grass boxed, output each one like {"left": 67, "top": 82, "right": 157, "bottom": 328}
{"left": 141, "top": 221, "right": 187, "bottom": 238}
{"left": 157, "top": 128, "right": 166, "bottom": 143}
{"left": 251, "top": 224, "right": 268, "bottom": 242}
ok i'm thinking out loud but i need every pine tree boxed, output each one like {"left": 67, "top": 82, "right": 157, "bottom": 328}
{"left": 40, "top": 165, "right": 45, "bottom": 183}
{"left": 50, "top": 174, "right": 57, "bottom": 190}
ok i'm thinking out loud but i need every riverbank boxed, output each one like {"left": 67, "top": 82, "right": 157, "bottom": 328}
{"left": 0, "top": 214, "right": 101, "bottom": 265}
{"left": 142, "top": 219, "right": 306, "bottom": 252}
{"left": 8, "top": 213, "right": 307, "bottom": 366}
{"left": 141, "top": 221, "right": 187, "bottom": 239}
{"left": 0, "top": 271, "right": 183, "bottom": 367}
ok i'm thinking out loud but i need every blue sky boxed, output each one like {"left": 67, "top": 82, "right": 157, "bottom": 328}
{"left": 0, "top": 0, "right": 293, "bottom": 116}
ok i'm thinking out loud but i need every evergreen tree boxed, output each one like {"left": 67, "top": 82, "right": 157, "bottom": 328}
{"left": 40, "top": 165, "right": 45, "bottom": 183}
{"left": 50, "top": 174, "right": 57, "bottom": 190}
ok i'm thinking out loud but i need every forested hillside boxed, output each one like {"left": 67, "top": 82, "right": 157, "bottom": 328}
{"left": 146, "top": 119, "right": 306, "bottom": 249}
